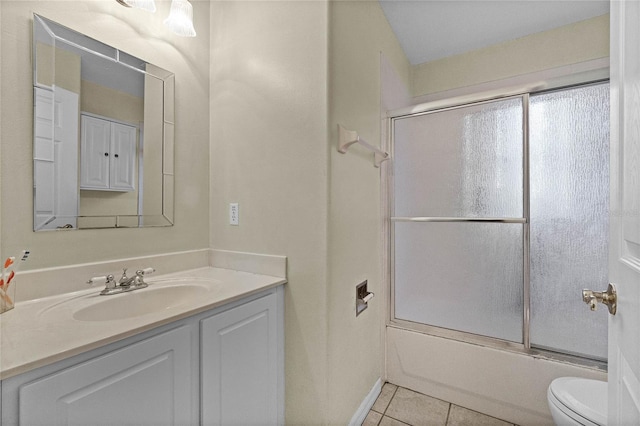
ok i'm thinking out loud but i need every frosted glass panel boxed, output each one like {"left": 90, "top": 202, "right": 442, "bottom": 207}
{"left": 394, "top": 222, "right": 523, "bottom": 342}
{"left": 529, "top": 83, "right": 609, "bottom": 360}
{"left": 394, "top": 99, "right": 523, "bottom": 218}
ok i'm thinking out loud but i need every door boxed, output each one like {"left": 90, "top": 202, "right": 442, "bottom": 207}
{"left": 53, "top": 88, "right": 80, "bottom": 229}
{"left": 15, "top": 325, "right": 193, "bottom": 425}
{"left": 200, "top": 293, "right": 278, "bottom": 426}
{"left": 33, "top": 87, "right": 56, "bottom": 229}
{"left": 609, "top": 1, "right": 640, "bottom": 423}
{"left": 33, "top": 87, "right": 79, "bottom": 230}
{"left": 109, "top": 122, "right": 137, "bottom": 191}
{"left": 80, "top": 115, "right": 110, "bottom": 190}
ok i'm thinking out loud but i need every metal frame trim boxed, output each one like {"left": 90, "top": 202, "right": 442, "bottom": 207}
{"left": 391, "top": 217, "right": 526, "bottom": 223}
{"left": 523, "top": 93, "right": 532, "bottom": 350}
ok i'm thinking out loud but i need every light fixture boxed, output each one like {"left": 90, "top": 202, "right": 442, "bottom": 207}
{"left": 164, "top": 0, "right": 196, "bottom": 37}
{"left": 115, "top": 0, "right": 196, "bottom": 37}
{"left": 115, "top": 0, "right": 156, "bottom": 13}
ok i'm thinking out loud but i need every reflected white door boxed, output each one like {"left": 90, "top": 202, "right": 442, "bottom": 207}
{"left": 609, "top": 1, "right": 640, "bottom": 423}
{"left": 33, "top": 87, "right": 79, "bottom": 230}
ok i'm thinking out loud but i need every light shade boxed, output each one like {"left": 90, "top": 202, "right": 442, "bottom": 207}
{"left": 164, "top": 0, "right": 196, "bottom": 37}
{"left": 116, "top": 0, "right": 156, "bottom": 13}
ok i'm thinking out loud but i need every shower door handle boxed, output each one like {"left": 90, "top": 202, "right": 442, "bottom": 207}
{"left": 582, "top": 283, "right": 617, "bottom": 315}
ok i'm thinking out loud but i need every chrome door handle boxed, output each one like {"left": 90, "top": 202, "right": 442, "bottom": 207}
{"left": 582, "top": 283, "right": 617, "bottom": 315}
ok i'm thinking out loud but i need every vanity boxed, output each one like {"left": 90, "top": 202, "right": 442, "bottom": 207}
{"left": 0, "top": 267, "right": 285, "bottom": 425}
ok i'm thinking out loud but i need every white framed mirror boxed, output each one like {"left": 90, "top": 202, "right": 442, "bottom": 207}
{"left": 32, "top": 14, "right": 175, "bottom": 231}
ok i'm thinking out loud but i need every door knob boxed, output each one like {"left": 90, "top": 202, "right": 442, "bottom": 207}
{"left": 582, "top": 283, "right": 617, "bottom": 315}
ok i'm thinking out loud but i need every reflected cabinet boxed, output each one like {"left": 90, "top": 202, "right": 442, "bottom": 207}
{"left": 80, "top": 115, "right": 137, "bottom": 192}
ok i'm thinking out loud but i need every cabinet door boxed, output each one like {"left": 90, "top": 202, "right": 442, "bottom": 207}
{"left": 16, "top": 325, "right": 194, "bottom": 426}
{"left": 109, "top": 122, "right": 137, "bottom": 191}
{"left": 201, "top": 293, "right": 278, "bottom": 425}
{"left": 80, "top": 115, "right": 110, "bottom": 190}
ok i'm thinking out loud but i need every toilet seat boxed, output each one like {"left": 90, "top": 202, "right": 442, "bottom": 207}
{"left": 548, "top": 377, "right": 607, "bottom": 426}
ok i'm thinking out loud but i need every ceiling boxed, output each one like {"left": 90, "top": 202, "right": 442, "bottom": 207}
{"left": 378, "top": 0, "right": 610, "bottom": 65}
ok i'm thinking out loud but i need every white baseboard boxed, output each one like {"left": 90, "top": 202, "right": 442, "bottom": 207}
{"left": 349, "top": 377, "right": 382, "bottom": 426}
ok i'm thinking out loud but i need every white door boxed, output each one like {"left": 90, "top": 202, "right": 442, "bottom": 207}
{"left": 200, "top": 293, "right": 279, "bottom": 426}
{"left": 16, "top": 325, "right": 193, "bottom": 425}
{"left": 33, "top": 87, "right": 56, "bottom": 230}
{"left": 53, "top": 88, "right": 79, "bottom": 229}
{"left": 80, "top": 115, "right": 111, "bottom": 190}
{"left": 33, "top": 87, "right": 79, "bottom": 230}
{"left": 609, "top": 1, "right": 640, "bottom": 424}
{"left": 109, "top": 122, "right": 137, "bottom": 191}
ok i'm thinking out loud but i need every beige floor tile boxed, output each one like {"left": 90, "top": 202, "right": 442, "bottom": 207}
{"left": 372, "top": 383, "right": 399, "bottom": 414}
{"left": 363, "top": 410, "right": 383, "bottom": 426}
{"left": 385, "top": 387, "right": 450, "bottom": 426}
{"left": 380, "top": 415, "right": 411, "bottom": 426}
{"left": 446, "top": 405, "right": 513, "bottom": 426}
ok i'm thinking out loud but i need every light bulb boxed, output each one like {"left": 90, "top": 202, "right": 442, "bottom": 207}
{"left": 164, "top": 0, "right": 196, "bottom": 37}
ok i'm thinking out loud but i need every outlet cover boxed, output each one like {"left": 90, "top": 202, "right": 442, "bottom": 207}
{"left": 229, "top": 203, "right": 239, "bottom": 226}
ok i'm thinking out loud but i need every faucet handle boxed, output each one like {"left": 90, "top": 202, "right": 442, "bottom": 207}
{"left": 88, "top": 274, "right": 114, "bottom": 285}
{"left": 131, "top": 268, "right": 154, "bottom": 289}
{"left": 88, "top": 274, "right": 116, "bottom": 294}
{"left": 136, "top": 267, "right": 155, "bottom": 276}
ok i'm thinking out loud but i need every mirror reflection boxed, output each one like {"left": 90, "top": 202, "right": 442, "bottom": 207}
{"left": 32, "top": 14, "right": 175, "bottom": 231}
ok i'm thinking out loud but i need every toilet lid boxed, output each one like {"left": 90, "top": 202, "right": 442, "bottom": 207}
{"left": 550, "top": 377, "right": 607, "bottom": 426}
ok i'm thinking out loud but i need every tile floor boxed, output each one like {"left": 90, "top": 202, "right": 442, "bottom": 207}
{"left": 363, "top": 383, "right": 517, "bottom": 426}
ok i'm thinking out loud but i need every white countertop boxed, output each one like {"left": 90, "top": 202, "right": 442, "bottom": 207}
{"left": 0, "top": 267, "right": 286, "bottom": 380}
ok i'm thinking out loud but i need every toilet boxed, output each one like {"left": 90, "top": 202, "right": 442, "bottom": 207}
{"left": 547, "top": 377, "right": 607, "bottom": 425}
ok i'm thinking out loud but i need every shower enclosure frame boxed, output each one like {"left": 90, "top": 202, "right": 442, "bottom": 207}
{"left": 385, "top": 79, "right": 609, "bottom": 370}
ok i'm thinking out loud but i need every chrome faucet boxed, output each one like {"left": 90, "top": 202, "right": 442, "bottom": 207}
{"left": 88, "top": 267, "right": 155, "bottom": 295}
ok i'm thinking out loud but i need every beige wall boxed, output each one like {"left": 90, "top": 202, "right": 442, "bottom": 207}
{"left": 81, "top": 80, "right": 144, "bottom": 123}
{"left": 35, "top": 43, "right": 82, "bottom": 94}
{"left": 210, "top": 0, "right": 410, "bottom": 423}
{"left": 0, "top": 0, "right": 210, "bottom": 269}
{"left": 327, "top": 1, "right": 410, "bottom": 423}
{"left": 412, "top": 14, "right": 609, "bottom": 97}
{"left": 209, "top": 1, "right": 330, "bottom": 422}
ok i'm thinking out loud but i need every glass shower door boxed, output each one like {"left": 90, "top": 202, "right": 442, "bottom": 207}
{"left": 392, "top": 97, "right": 525, "bottom": 343}
{"left": 529, "top": 83, "right": 609, "bottom": 360}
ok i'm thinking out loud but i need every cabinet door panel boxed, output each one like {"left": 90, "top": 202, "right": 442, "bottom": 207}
{"left": 17, "top": 325, "right": 193, "bottom": 426}
{"left": 201, "top": 293, "right": 278, "bottom": 426}
{"left": 110, "top": 122, "right": 137, "bottom": 191}
{"left": 80, "top": 115, "right": 110, "bottom": 190}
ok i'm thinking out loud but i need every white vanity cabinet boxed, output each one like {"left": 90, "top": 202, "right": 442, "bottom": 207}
{"left": 1, "top": 287, "right": 284, "bottom": 426}
{"left": 80, "top": 115, "right": 137, "bottom": 192}
{"left": 201, "top": 291, "right": 280, "bottom": 425}
{"left": 7, "top": 325, "right": 195, "bottom": 426}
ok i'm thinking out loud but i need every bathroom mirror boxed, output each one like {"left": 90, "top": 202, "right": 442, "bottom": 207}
{"left": 32, "top": 14, "right": 174, "bottom": 231}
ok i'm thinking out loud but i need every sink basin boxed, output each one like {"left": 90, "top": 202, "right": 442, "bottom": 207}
{"left": 73, "top": 284, "right": 210, "bottom": 322}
